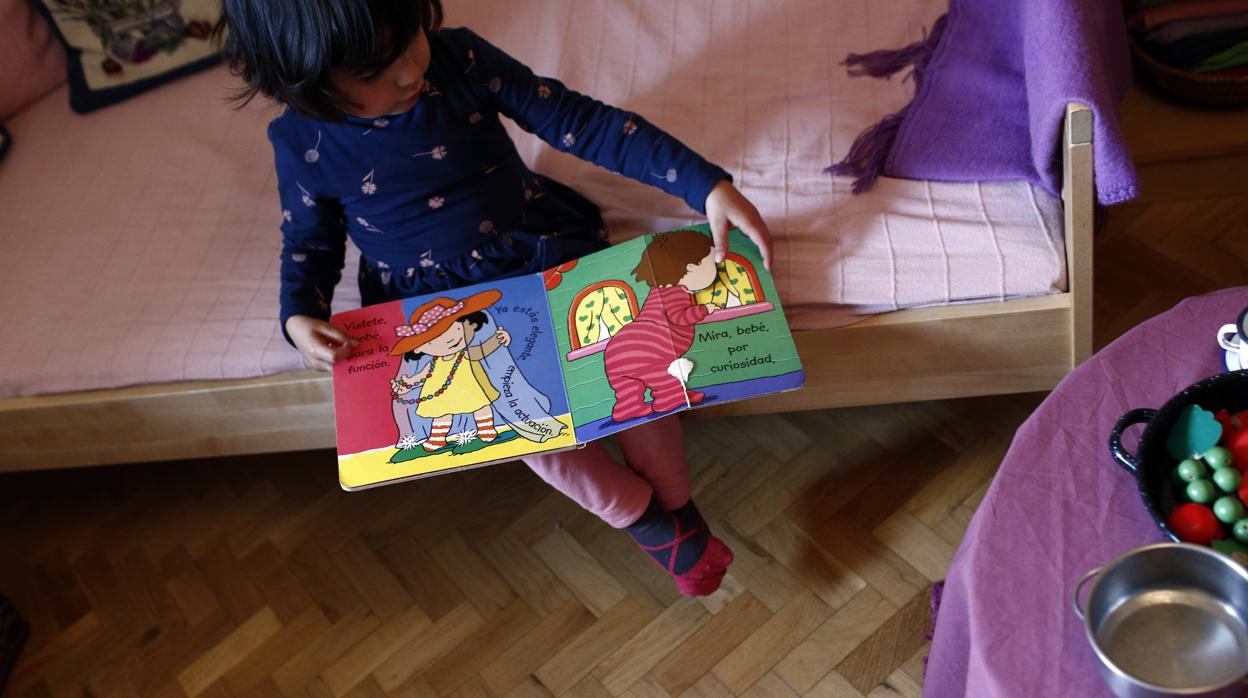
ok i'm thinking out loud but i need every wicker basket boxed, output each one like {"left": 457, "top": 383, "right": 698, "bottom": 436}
{"left": 1124, "top": 0, "right": 1248, "bottom": 107}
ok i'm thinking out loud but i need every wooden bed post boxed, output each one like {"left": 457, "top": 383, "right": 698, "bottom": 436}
{"left": 1062, "top": 103, "right": 1095, "bottom": 367}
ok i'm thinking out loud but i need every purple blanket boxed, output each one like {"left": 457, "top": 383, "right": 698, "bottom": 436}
{"left": 831, "top": 0, "right": 1139, "bottom": 205}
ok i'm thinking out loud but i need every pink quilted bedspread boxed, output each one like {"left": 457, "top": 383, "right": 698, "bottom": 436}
{"left": 0, "top": 0, "right": 1065, "bottom": 398}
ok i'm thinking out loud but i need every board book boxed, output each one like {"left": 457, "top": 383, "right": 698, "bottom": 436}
{"left": 331, "top": 225, "right": 806, "bottom": 490}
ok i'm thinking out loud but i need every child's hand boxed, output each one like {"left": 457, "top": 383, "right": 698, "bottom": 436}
{"left": 704, "top": 180, "right": 773, "bottom": 272}
{"left": 495, "top": 327, "right": 512, "bottom": 347}
{"left": 704, "top": 303, "right": 719, "bottom": 314}
{"left": 286, "top": 315, "right": 357, "bottom": 371}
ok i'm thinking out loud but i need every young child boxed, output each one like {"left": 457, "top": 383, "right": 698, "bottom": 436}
{"left": 604, "top": 230, "right": 720, "bottom": 422}
{"left": 216, "top": 0, "right": 771, "bottom": 596}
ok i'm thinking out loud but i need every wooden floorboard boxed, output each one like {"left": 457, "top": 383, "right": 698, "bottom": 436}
{"left": 3, "top": 124, "right": 1246, "bottom": 698}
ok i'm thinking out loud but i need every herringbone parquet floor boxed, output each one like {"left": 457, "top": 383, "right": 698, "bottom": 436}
{"left": 3, "top": 144, "right": 1246, "bottom": 698}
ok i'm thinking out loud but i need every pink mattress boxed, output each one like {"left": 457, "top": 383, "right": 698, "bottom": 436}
{"left": 0, "top": 0, "right": 1065, "bottom": 398}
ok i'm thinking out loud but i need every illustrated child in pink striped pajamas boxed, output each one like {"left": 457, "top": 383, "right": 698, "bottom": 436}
{"left": 603, "top": 230, "right": 720, "bottom": 423}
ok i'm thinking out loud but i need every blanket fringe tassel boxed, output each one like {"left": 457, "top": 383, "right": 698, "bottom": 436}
{"left": 826, "top": 13, "right": 949, "bottom": 193}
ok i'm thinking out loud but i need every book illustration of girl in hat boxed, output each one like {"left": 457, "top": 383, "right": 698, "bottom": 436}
{"left": 603, "top": 230, "right": 720, "bottom": 423}
{"left": 387, "top": 289, "right": 568, "bottom": 457}
{"left": 388, "top": 290, "right": 511, "bottom": 453}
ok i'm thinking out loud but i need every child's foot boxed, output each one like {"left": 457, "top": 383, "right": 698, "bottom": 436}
{"left": 625, "top": 498, "right": 734, "bottom": 596}
{"left": 674, "top": 536, "right": 734, "bottom": 596}
{"left": 687, "top": 390, "right": 706, "bottom": 406}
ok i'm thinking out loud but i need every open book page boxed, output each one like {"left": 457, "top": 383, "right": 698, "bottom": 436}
{"left": 545, "top": 225, "right": 805, "bottom": 443}
{"left": 331, "top": 273, "right": 578, "bottom": 490}
{"left": 683, "top": 229, "right": 805, "bottom": 405}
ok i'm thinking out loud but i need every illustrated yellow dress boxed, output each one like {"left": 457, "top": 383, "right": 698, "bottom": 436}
{"left": 414, "top": 352, "right": 501, "bottom": 419}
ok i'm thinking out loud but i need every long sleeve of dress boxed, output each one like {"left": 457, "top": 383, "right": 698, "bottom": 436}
{"left": 270, "top": 123, "right": 348, "bottom": 344}
{"left": 451, "top": 29, "right": 730, "bottom": 214}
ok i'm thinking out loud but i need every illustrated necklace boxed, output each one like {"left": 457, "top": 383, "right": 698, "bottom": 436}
{"left": 393, "top": 352, "right": 465, "bottom": 404}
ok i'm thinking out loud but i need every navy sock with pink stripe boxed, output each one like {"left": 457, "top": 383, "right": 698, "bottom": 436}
{"left": 624, "top": 497, "right": 734, "bottom": 596}
{"left": 626, "top": 497, "right": 710, "bottom": 575}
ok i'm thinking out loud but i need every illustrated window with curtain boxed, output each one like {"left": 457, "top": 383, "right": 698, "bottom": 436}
{"left": 566, "top": 282, "right": 640, "bottom": 360}
{"left": 693, "top": 253, "right": 775, "bottom": 318}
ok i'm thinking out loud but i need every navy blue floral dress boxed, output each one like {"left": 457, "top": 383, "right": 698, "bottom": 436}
{"left": 270, "top": 27, "right": 731, "bottom": 339}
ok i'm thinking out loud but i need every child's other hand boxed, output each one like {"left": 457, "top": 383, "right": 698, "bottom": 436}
{"left": 495, "top": 327, "right": 512, "bottom": 347}
{"left": 704, "top": 303, "right": 719, "bottom": 314}
{"left": 286, "top": 315, "right": 357, "bottom": 371}
{"left": 704, "top": 179, "right": 773, "bottom": 272}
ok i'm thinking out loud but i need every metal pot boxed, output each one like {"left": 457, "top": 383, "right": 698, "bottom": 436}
{"left": 1109, "top": 370, "right": 1248, "bottom": 541}
{"left": 1074, "top": 543, "right": 1248, "bottom": 697}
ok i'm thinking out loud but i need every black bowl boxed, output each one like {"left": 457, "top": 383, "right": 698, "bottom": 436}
{"left": 1109, "top": 370, "right": 1248, "bottom": 541}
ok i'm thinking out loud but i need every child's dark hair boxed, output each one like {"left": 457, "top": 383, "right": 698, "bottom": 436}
{"left": 214, "top": 0, "right": 444, "bottom": 121}
{"left": 402, "top": 312, "right": 489, "bottom": 362}
{"left": 633, "top": 230, "right": 715, "bottom": 287}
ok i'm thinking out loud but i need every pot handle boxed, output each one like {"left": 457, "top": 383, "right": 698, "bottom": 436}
{"left": 1109, "top": 408, "right": 1158, "bottom": 474}
{"left": 1072, "top": 566, "right": 1102, "bottom": 621}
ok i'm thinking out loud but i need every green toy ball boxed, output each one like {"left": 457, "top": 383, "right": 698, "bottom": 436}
{"left": 1177, "top": 458, "right": 1207, "bottom": 482}
{"left": 1234, "top": 520, "right": 1248, "bottom": 545}
{"left": 1214, "top": 467, "right": 1243, "bottom": 493}
{"left": 1204, "top": 446, "right": 1235, "bottom": 470}
{"left": 1187, "top": 479, "right": 1218, "bottom": 504}
{"left": 1214, "top": 496, "right": 1247, "bottom": 524}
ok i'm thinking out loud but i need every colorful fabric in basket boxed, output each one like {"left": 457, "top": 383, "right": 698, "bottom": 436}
{"left": 1146, "top": 12, "right": 1248, "bottom": 44}
{"left": 31, "top": 0, "right": 220, "bottom": 113}
{"left": 1194, "top": 39, "right": 1248, "bottom": 72}
{"left": 1131, "top": 0, "right": 1248, "bottom": 29}
{"left": 1144, "top": 26, "right": 1248, "bottom": 70}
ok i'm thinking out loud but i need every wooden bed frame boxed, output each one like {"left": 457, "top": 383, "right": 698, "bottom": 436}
{"left": 0, "top": 104, "right": 1095, "bottom": 473}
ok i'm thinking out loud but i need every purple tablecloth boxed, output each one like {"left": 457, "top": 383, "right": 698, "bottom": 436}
{"left": 925, "top": 287, "right": 1248, "bottom": 697}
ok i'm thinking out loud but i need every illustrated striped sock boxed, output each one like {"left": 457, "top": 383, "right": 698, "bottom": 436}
{"left": 423, "top": 422, "right": 451, "bottom": 451}
{"left": 476, "top": 413, "right": 498, "bottom": 442}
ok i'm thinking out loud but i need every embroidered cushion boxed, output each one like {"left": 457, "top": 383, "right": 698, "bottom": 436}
{"left": 31, "top": 0, "right": 221, "bottom": 113}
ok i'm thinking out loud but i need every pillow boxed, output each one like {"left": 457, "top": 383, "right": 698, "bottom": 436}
{"left": 31, "top": 0, "right": 221, "bottom": 113}
{"left": 0, "top": 122, "right": 10, "bottom": 162}
{"left": 0, "top": 0, "right": 68, "bottom": 119}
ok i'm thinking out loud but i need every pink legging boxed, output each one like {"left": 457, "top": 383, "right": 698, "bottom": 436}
{"left": 524, "top": 416, "right": 691, "bottom": 529}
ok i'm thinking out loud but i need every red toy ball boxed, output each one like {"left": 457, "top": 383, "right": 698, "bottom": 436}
{"left": 1168, "top": 503, "right": 1223, "bottom": 545}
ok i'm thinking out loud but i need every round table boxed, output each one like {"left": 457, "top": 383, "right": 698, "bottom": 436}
{"left": 924, "top": 287, "right": 1248, "bottom": 697}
